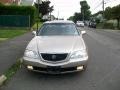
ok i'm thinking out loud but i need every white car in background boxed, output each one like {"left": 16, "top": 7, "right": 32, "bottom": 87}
{"left": 76, "top": 21, "right": 85, "bottom": 27}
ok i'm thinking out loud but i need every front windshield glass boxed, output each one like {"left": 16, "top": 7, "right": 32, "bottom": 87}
{"left": 38, "top": 23, "right": 79, "bottom": 36}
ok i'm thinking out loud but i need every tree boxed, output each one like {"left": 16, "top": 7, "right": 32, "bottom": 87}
{"left": 92, "top": 11, "right": 103, "bottom": 23}
{"left": 73, "top": 12, "right": 83, "bottom": 23}
{"left": 111, "top": 5, "right": 120, "bottom": 29}
{"left": 35, "top": 1, "right": 54, "bottom": 17}
{"left": 68, "top": 0, "right": 91, "bottom": 23}
{"left": 92, "top": 11, "right": 103, "bottom": 17}
{"left": 80, "top": 1, "right": 91, "bottom": 21}
{"left": 104, "top": 4, "right": 120, "bottom": 29}
{"left": 68, "top": 12, "right": 82, "bottom": 23}
{"left": 0, "top": 2, "right": 3, "bottom": 6}
{"left": 68, "top": 16, "right": 74, "bottom": 21}
{"left": 104, "top": 7, "right": 112, "bottom": 20}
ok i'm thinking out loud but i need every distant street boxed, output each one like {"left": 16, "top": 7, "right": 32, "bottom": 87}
{"left": 2, "top": 27, "right": 120, "bottom": 90}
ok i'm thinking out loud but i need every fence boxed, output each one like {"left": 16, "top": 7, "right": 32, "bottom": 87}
{"left": 0, "top": 15, "right": 30, "bottom": 27}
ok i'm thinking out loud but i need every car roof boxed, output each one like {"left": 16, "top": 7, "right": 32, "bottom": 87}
{"left": 44, "top": 20, "right": 74, "bottom": 24}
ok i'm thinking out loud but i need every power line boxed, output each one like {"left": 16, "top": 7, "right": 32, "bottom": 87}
{"left": 93, "top": 0, "right": 106, "bottom": 12}
{"left": 93, "top": 1, "right": 103, "bottom": 10}
{"left": 105, "top": 0, "right": 119, "bottom": 4}
{"left": 92, "top": 0, "right": 119, "bottom": 14}
{"left": 103, "top": 0, "right": 105, "bottom": 11}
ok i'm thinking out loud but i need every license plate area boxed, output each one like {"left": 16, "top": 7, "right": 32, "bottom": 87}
{"left": 47, "top": 66, "right": 61, "bottom": 73}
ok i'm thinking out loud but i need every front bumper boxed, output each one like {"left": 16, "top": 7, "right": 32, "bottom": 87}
{"left": 23, "top": 56, "right": 88, "bottom": 74}
{"left": 26, "top": 65, "right": 84, "bottom": 74}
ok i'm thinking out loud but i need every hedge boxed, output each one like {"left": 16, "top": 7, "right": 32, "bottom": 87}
{"left": 97, "top": 22, "right": 115, "bottom": 29}
{"left": 0, "top": 5, "right": 37, "bottom": 27}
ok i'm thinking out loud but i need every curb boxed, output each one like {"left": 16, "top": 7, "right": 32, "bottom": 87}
{"left": 0, "top": 59, "right": 22, "bottom": 87}
{"left": 0, "top": 75, "right": 7, "bottom": 86}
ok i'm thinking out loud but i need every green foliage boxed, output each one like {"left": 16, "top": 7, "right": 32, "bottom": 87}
{"left": 73, "top": 13, "right": 83, "bottom": 23}
{"left": 104, "top": 4, "right": 120, "bottom": 29}
{"left": 92, "top": 11, "right": 103, "bottom": 17}
{"left": 32, "top": 22, "right": 43, "bottom": 30}
{"left": 35, "top": 1, "right": 54, "bottom": 16}
{"left": 68, "top": 0, "right": 91, "bottom": 22}
{"left": 0, "top": 5, "right": 37, "bottom": 26}
{"left": 80, "top": 1, "right": 90, "bottom": 10}
{"left": 104, "top": 7, "right": 112, "bottom": 20}
{"left": 0, "top": 29, "right": 27, "bottom": 38}
{"left": 68, "top": 13, "right": 83, "bottom": 23}
{"left": 103, "top": 22, "right": 114, "bottom": 29}
{"left": 97, "top": 22, "right": 115, "bottom": 29}
{"left": 68, "top": 16, "right": 74, "bottom": 21}
{"left": 95, "top": 18, "right": 100, "bottom": 24}
{"left": 0, "top": 2, "right": 3, "bottom": 6}
{"left": 91, "top": 4, "right": 120, "bottom": 29}
{"left": 80, "top": 0, "right": 91, "bottom": 20}
{"left": 4, "top": 60, "right": 22, "bottom": 81}
{"left": 111, "top": 4, "right": 120, "bottom": 19}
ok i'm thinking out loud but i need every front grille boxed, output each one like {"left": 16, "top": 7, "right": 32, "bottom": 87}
{"left": 41, "top": 53, "right": 68, "bottom": 62}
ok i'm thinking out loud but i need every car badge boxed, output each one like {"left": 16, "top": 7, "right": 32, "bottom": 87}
{"left": 52, "top": 55, "right": 56, "bottom": 59}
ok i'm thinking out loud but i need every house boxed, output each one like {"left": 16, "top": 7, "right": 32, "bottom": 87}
{"left": 14, "top": 0, "right": 21, "bottom": 5}
{"left": 0, "top": 0, "right": 21, "bottom": 5}
{"left": 42, "top": 14, "right": 55, "bottom": 21}
{"left": 21, "top": 0, "right": 36, "bottom": 6}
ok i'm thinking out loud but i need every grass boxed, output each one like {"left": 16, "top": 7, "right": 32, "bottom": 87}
{"left": 0, "top": 28, "right": 28, "bottom": 42}
{"left": 3, "top": 60, "right": 22, "bottom": 84}
{"left": 0, "top": 38, "right": 8, "bottom": 42}
{"left": 0, "top": 29, "right": 27, "bottom": 38}
{"left": 0, "top": 22, "right": 43, "bottom": 42}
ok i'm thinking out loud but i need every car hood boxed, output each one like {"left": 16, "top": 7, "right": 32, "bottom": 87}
{"left": 27, "top": 36, "right": 86, "bottom": 53}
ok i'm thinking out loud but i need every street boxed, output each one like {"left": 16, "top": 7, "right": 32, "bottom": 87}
{"left": 2, "top": 27, "right": 120, "bottom": 90}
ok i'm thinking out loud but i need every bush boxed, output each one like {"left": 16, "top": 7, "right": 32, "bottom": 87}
{"left": 96, "top": 23, "right": 104, "bottom": 29}
{"left": 0, "top": 5, "right": 37, "bottom": 27}
{"left": 103, "top": 22, "right": 114, "bottom": 29}
{"left": 97, "top": 22, "right": 115, "bottom": 29}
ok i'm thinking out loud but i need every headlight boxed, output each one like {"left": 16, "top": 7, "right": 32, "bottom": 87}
{"left": 24, "top": 50, "right": 39, "bottom": 59}
{"left": 70, "top": 50, "right": 87, "bottom": 59}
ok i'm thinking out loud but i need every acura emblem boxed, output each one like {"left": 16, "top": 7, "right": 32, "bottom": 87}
{"left": 52, "top": 55, "right": 56, "bottom": 59}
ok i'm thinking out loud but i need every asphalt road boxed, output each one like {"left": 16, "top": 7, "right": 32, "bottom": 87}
{"left": 2, "top": 28, "right": 120, "bottom": 90}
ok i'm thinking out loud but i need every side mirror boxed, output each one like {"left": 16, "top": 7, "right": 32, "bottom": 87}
{"left": 32, "top": 31, "right": 36, "bottom": 36}
{"left": 81, "top": 31, "right": 86, "bottom": 35}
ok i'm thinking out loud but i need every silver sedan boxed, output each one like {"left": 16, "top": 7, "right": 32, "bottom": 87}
{"left": 23, "top": 20, "right": 88, "bottom": 74}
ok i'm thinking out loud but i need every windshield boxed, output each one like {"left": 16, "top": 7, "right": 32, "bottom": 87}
{"left": 38, "top": 23, "right": 79, "bottom": 36}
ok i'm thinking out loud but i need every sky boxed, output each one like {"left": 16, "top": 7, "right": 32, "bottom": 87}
{"left": 44, "top": 0, "right": 120, "bottom": 19}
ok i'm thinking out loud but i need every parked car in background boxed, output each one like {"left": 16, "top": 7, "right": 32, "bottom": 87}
{"left": 89, "top": 22, "right": 96, "bottom": 28}
{"left": 23, "top": 20, "right": 88, "bottom": 74}
{"left": 76, "top": 21, "right": 85, "bottom": 27}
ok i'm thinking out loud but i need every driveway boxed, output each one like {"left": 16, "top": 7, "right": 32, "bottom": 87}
{"left": 0, "top": 32, "right": 33, "bottom": 74}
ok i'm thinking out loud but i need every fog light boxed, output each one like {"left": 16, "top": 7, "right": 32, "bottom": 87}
{"left": 77, "top": 66, "right": 83, "bottom": 70}
{"left": 27, "top": 65, "right": 33, "bottom": 70}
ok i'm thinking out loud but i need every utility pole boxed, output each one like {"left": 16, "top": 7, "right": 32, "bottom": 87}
{"left": 37, "top": 0, "right": 40, "bottom": 31}
{"left": 36, "top": 0, "right": 42, "bottom": 31}
{"left": 102, "top": 0, "right": 105, "bottom": 18}
{"left": 83, "top": 9, "right": 85, "bottom": 23}
{"left": 50, "top": 11, "right": 51, "bottom": 21}
{"left": 57, "top": 10, "right": 59, "bottom": 20}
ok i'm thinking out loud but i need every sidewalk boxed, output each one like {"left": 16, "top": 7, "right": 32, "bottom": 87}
{"left": 0, "top": 32, "right": 33, "bottom": 74}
